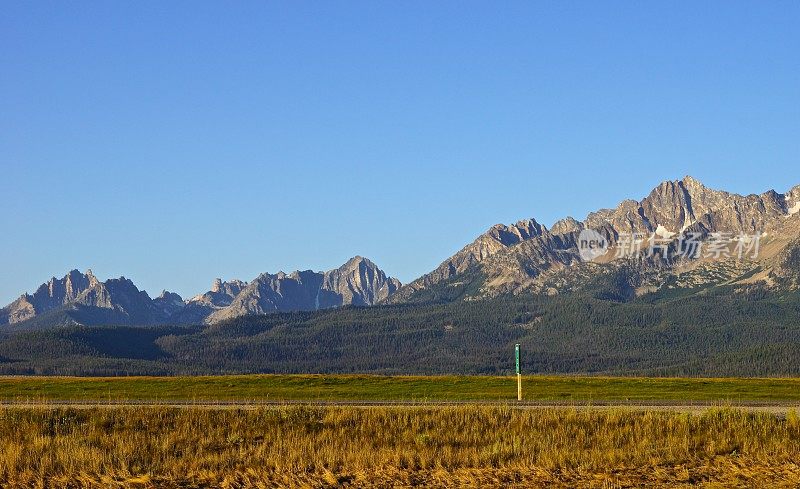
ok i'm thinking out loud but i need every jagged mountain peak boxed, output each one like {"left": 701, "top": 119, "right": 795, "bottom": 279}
{"left": 645, "top": 175, "right": 706, "bottom": 194}
{"left": 339, "top": 255, "right": 379, "bottom": 272}
{"left": 0, "top": 269, "right": 98, "bottom": 324}
{"left": 210, "top": 277, "right": 247, "bottom": 293}
{"left": 153, "top": 290, "right": 185, "bottom": 317}
{"left": 0, "top": 269, "right": 175, "bottom": 326}
{"left": 680, "top": 174, "right": 705, "bottom": 189}
{"left": 344, "top": 254, "right": 366, "bottom": 264}
{"left": 550, "top": 217, "right": 583, "bottom": 236}
{"left": 86, "top": 269, "right": 100, "bottom": 287}
{"left": 487, "top": 218, "right": 546, "bottom": 245}
{"left": 157, "top": 290, "right": 183, "bottom": 302}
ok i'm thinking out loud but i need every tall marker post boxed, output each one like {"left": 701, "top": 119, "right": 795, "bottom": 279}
{"left": 515, "top": 343, "right": 522, "bottom": 401}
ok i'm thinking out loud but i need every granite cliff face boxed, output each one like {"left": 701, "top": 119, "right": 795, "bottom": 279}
{"left": 392, "top": 176, "right": 800, "bottom": 302}
{"left": 1, "top": 257, "right": 400, "bottom": 327}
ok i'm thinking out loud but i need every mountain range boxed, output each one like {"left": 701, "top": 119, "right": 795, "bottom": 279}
{"left": 392, "top": 175, "right": 800, "bottom": 303}
{"left": 2, "top": 176, "right": 799, "bottom": 330}
{"left": 0, "top": 257, "right": 400, "bottom": 327}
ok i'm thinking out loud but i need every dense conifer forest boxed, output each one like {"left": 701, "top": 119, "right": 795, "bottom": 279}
{"left": 1, "top": 289, "right": 799, "bottom": 376}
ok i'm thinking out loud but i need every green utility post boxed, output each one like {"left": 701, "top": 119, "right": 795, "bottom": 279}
{"left": 515, "top": 343, "right": 521, "bottom": 401}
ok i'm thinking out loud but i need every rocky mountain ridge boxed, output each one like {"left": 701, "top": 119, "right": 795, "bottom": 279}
{"left": 0, "top": 257, "right": 400, "bottom": 327}
{"left": 0, "top": 269, "right": 170, "bottom": 326}
{"left": 391, "top": 176, "right": 800, "bottom": 302}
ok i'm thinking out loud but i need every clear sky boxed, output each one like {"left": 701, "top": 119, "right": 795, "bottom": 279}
{"left": 1, "top": 1, "right": 798, "bottom": 304}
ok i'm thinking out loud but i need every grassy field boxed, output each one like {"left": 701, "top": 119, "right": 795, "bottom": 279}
{"left": 3, "top": 376, "right": 800, "bottom": 487}
{"left": 2, "top": 374, "right": 800, "bottom": 403}
{"left": 0, "top": 404, "right": 799, "bottom": 487}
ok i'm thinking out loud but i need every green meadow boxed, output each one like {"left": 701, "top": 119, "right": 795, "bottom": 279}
{"left": 1, "top": 374, "right": 800, "bottom": 402}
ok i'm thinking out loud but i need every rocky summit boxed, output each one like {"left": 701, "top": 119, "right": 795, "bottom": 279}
{"left": 0, "top": 257, "right": 400, "bottom": 328}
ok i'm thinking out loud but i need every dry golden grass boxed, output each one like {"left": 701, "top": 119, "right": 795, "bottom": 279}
{"left": 0, "top": 405, "right": 798, "bottom": 487}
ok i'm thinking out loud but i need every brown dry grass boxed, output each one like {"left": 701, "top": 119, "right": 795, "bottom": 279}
{"left": 0, "top": 405, "right": 798, "bottom": 487}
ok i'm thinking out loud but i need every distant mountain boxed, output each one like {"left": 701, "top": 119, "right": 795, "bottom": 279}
{"left": 0, "top": 270, "right": 176, "bottom": 327}
{"left": 0, "top": 257, "right": 400, "bottom": 328}
{"left": 0, "top": 269, "right": 96, "bottom": 324}
{"left": 205, "top": 256, "right": 400, "bottom": 324}
{"left": 392, "top": 176, "right": 800, "bottom": 303}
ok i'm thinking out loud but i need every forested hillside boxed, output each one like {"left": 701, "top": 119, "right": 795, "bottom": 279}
{"left": 1, "top": 290, "right": 799, "bottom": 376}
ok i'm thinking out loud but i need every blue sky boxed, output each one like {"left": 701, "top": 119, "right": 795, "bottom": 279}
{"left": 1, "top": 1, "right": 798, "bottom": 304}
